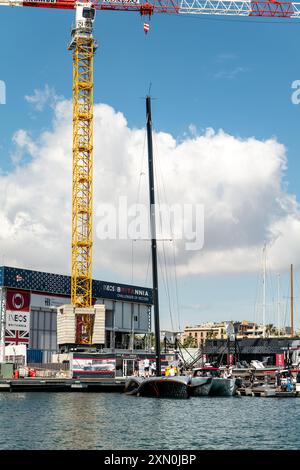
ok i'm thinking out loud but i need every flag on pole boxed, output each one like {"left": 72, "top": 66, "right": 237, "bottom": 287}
{"left": 144, "top": 22, "right": 150, "bottom": 34}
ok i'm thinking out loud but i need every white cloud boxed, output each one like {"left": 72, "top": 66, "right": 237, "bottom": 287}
{"left": 0, "top": 98, "right": 299, "bottom": 283}
{"left": 213, "top": 66, "right": 248, "bottom": 80}
{"left": 216, "top": 53, "right": 237, "bottom": 62}
{"left": 25, "top": 84, "right": 62, "bottom": 112}
{"left": 11, "top": 129, "right": 38, "bottom": 165}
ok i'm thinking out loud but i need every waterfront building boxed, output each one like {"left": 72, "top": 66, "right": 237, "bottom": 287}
{"left": 204, "top": 337, "right": 300, "bottom": 367}
{"left": 183, "top": 322, "right": 227, "bottom": 346}
{"left": 183, "top": 320, "right": 264, "bottom": 347}
{"left": 0, "top": 266, "right": 152, "bottom": 362}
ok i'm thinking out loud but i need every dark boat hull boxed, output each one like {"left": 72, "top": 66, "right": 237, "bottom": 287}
{"left": 125, "top": 376, "right": 190, "bottom": 399}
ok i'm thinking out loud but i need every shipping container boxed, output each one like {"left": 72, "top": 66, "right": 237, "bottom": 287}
{"left": 27, "top": 349, "right": 43, "bottom": 364}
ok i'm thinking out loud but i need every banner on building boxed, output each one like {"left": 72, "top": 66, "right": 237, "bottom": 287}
{"left": 6, "top": 290, "right": 30, "bottom": 312}
{"left": 276, "top": 353, "right": 285, "bottom": 367}
{"left": 5, "top": 344, "right": 27, "bottom": 366}
{"left": 227, "top": 353, "right": 235, "bottom": 365}
{"left": 71, "top": 356, "right": 116, "bottom": 378}
{"left": 5, "top": 289, "right": 30, "bottom": 345}
{"left": 6, "top": 311, "right": 30, "bottom": 331}
{"left": 30, "top": 293, "right": 70, "bottom": 309}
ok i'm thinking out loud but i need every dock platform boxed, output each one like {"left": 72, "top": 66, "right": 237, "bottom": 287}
{"left": 237, "top": 388, "right": 299, "bottom": 398}
{"left": 0, "top": 378, "right": 125, "bottom": 393}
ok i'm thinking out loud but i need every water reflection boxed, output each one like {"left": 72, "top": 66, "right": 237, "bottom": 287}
{"left": 0, "top": 393, "right": 299, "bottom": 449}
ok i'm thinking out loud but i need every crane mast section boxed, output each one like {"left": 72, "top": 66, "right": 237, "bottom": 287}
{"left": 70, "top": 36, "right": 94, "bottom": 312}
{"left": 69, "top": 5, "right": 94, "bottom": 310}
{"left": 68, "top": 2, "right": 96, "bottom": 346}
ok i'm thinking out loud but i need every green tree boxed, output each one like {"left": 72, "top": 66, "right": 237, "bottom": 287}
{"left": 265, "top": 324, "right": 277, "bottom": 337}
{"left": 206, "top": 331, "right": 216, "bottom": 341}
{"left": 183, "top": 336, "right": 197, "bottom": 348}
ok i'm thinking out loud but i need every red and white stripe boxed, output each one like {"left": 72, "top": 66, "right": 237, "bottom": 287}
{"left": 1, "top": 0, "right": 300, "bottom": 18}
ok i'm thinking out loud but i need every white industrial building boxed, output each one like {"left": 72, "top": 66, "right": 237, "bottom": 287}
{"left": 0, "top": 266, "right": 152, "bottom": 362}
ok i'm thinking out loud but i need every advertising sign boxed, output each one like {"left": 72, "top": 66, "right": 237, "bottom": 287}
{"left": 30, "top": 293, "right": 70, "bottom": 309}
{"left": 5, "top": 289, "right": 30, "bottom": 345}
{"left": 72, "top": 356, "right": 116, "bottom": 378}
{"left": 100, "top": 282, "right": 151, "bottom": 304}
{"left": 276, "top": 353, "right": 285, "bottom": 367}
{"left": 6, "top": 311, "right": 30, "bottom": 331}
{"left": 227, "top": 353, "right": 234, "bottom": 365}
{"left": 6, "top": 290, "right": 30, "bottom": 312}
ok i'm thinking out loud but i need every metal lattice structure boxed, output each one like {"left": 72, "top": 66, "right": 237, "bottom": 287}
{"left": 70, "top": 36, "right": 95, "bottom": 312}
{"left": 178, "top": 0, "right": 300, "bottom": 17}
{"left": 2, "top": 0, "right": 300, "bottom": 18}
{"left": 68, "top": 5, "right": 97, "bottom": 343}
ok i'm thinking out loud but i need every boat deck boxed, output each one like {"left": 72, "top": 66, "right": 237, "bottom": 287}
{"left": 0, "top": 377, "right": 126, "bottom": 393}
{"left": 237, "top": 387, "right": 299, "bottom": 398}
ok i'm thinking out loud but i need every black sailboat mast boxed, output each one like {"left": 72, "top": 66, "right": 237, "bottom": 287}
{"left": 146, "top": 95, "right": 161, "bottom": 376}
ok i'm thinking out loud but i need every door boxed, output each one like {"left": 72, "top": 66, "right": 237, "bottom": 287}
{"left": 123, "top": 359, "right": 134, "bottom": 377}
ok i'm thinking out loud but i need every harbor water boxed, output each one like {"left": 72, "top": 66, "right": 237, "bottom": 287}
{"left": 0, "top": 393, "right": 299, "bottom": 450}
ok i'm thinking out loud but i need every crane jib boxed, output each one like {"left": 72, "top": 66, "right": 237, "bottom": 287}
{"left": 1, "top": 0, "right": 300, "bottom": 18}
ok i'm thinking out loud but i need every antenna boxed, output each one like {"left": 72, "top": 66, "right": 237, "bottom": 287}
{"left": 262, "top": 242, "right": 267, "bottom": 338}
{"left": 277, "top": 273, "right": 281, "bottom": 336}
{"left": 290, "top": 264, "right": 294, "bottom": 337}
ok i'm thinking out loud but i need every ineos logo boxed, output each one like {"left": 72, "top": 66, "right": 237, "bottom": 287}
{"left": 12, "top": 293, "right": 25, "bottom": 310}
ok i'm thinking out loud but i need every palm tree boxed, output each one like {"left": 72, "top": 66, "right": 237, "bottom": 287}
{"left": 265, "top": 324, "right": 277, "bottom": 337}
{"left": 183, "top": 336, "right": 197, "bottom": 348}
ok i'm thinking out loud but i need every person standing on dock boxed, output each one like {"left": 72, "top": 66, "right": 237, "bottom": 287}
{"left": 224, "top": 366, "right": 230, "bottom": 379}
{"left": 143, "top": 358, "right": 150, "bottom": 378}
{"left": 169, "top": 365, "right": 176, "bottom": 377}
{"left": 275, "top": 371, "right": 281, "bottom": 389}
{"left": 286, "top": 376, "right": 293, "bottom": 392}
{"left": 150, "top": 361, "right": 156, "bottom": 376}
{"left": 134, "top": 358, "right": 139, "bottom": 377}
{"left": 177, "top": 359, "right": 184, "bottom": 376}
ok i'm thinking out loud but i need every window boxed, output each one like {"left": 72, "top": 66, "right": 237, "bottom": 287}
{"left": 83, "top": 8, "right": 95, "bottom": 20}
{"left": 30, "top": 308, "right": 58, "bottom": 354}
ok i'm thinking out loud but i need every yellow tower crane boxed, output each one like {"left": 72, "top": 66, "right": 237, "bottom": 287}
{"left": 69, "top": 3, "right": 96, "bottom": 345}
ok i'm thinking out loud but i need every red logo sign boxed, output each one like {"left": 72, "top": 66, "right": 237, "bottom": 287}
{"left": 6, "top": 290, "right": 30, "bottom": 312}
{"left": 276, "top": 353, "right": 285, "bottom": 367}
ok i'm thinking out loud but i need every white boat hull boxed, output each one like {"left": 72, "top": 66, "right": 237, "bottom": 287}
{"left": 189, "top": 377, "right": 212, "bottom": 396}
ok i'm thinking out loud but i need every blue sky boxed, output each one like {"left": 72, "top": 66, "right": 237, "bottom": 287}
{"left": 1, "top": 8, "right": 300, "bottom": 330}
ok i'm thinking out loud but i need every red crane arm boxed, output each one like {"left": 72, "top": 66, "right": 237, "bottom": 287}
{"left": 0, "top": 0, "right": 178, "bottom": 13}
{"left": 1, "top": 0, "right": 300, "bottom": 18}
